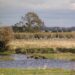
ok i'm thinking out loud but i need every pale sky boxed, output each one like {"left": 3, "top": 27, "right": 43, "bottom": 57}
{"left": 0, "top": 0, "right": 75, "bottom": 27}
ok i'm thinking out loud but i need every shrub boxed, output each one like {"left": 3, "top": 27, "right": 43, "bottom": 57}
{"left": 15, "top": 48, "right": 22, "bottom": 54}
{"left": 56, "top": 48, "right": 75, "bottom": 53}
{"left": 0, "top": 27, "right": 14, "bottom": 51}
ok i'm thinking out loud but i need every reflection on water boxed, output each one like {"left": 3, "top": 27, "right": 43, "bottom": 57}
{"left": 0, "top": 54, "right": 75, "bottom": 70}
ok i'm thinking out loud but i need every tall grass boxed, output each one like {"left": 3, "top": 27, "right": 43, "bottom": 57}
{"left": 9, "top": 39, "right": 75, "bottom": 50}
{"left": 14, "top": 32, "right": 75, "bottom": 39}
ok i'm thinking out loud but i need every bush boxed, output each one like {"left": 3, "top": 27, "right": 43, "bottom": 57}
{"left": 0, "top": 41, "right": 5, "bottom": 52}
{"left": 56, "top": 48, "right": 75, "bottom": 53}
{"left": 0, "top": 27, "right": 14, "bottom": 51}
{"left": 15, "top": 48, "right": 22, "bottom": 54}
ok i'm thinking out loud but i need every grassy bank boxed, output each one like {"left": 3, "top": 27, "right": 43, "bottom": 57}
{"left": 28, "top": 53, "right": 75, "bottom": 61}
{"left": 0, "top": 55, "right": 13, "bottom": 61}
{"left": 0, "top": 53, "right": 75, "bottom": 61}
{"left": 0, "top": 68, "right": 74, "bottom": 75}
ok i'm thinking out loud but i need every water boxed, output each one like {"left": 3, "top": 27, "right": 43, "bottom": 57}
{"left": 0, "top": 54, "right": 75, "bottom": 70}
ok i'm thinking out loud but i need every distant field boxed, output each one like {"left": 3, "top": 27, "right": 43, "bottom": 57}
{"left": 0, "top": 68, "right": 74, "bottom": 75}
{"left": 14, "top": 32, "right": 75, "bottom": 39}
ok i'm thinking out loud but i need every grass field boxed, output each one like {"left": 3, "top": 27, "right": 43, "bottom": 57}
{"left": 9, "top": 39, "right": 75, "bottom": 49}
{"left": 0, "top": 68, "right": 74, "bottom": 75}
{"left": 14, "top": 32, "right": 75, "bottom": 39}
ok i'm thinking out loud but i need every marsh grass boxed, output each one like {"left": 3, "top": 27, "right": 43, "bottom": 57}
{"left": 9, "top": 39, "right": 75, "bottom": 49}
{"left": 14, "top": 32, "right": 75, "bottom": 39}
{"left": 29, "top": 53, "right": 75, "bottom": 60}
{"left": 7, "top": 39, "right": 75, "bottom": 60}
{"left": 0, "top": 54, "right": 13, "bottom": 61}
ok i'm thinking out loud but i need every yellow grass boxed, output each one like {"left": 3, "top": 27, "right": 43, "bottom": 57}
{"left": 14, "top": 32, "right": 75, "bottom": 40}
{"left": 8, "top": 39, "right": 75, "bottom": 49}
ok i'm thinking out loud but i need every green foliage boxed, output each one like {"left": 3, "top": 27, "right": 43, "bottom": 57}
{"left": 15, "top": 48, "right": 55, "bottom": 54}
{"left": 0, "top": 68, "right": 74, "bottom": 75}
{"left": 57, "top": 48, "right": 75, "bottom": 53}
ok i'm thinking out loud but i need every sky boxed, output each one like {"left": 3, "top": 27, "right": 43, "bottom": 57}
{"left": 0, "top": 0, "right": 75, "bottom": 27}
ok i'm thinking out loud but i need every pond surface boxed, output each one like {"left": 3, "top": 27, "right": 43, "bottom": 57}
{"left": 0, "top": 54, "right": 75, "bottom": 70}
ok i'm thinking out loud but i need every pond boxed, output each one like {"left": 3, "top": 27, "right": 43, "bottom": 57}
{"left": 0, "top": 54, "right": 75, "bottom": 70}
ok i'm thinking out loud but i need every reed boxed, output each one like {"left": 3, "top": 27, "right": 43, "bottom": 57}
{"left": 8, "top": 39, "right": 75, "bottom": 50}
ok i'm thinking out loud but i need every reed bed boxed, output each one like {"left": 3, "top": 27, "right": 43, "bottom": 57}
{"left": 8, "top": 39, "right": 75, "bottom": 49}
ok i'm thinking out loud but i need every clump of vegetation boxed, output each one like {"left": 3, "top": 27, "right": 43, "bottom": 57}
{"left": 15, "top": 48, "right": 55, "bottom": 54}
{"left": 0, "top": 27, "right": 14, "bottom": 52}
{"left": 56, "top": 48, "right": 75, "bottom": 53}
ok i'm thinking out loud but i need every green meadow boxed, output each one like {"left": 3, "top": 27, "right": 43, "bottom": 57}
{"left": 0, "top": 68, "right": 74, "bottom": 75}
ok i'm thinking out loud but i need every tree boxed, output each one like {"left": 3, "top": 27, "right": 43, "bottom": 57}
{"left": 13, "top": 12, "right": 45, "bottom": 32}
{"left": 22, "top": 12, "right": 44, "bottom": 32}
